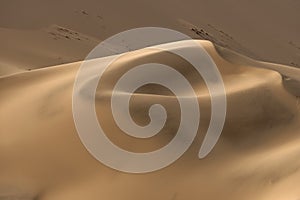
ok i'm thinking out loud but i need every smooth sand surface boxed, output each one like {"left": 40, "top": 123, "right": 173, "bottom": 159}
{"left": 1, "top": 40, "right": 300, "bottom": 199}
{"left": 0, "top": 0, "right": 300, "bottom": 199}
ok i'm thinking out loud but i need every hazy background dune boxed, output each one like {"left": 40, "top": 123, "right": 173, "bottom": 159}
{"left": 0, "top": 0, "right": 299, "bottom": 76}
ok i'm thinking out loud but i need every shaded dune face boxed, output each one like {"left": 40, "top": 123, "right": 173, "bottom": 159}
{"left": 0, "top": 40, "right": 299, "bottom": 199}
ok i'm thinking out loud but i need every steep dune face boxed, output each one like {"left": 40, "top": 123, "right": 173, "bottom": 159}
{"left": 0, "top": 40, "right": 299, "bottom": 199}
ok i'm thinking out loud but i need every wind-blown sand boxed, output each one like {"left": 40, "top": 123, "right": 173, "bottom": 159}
{"left": 0, "top": 0, "right": 300, "bottom": 199}
{"left": 1, "top": 40, "right": 300, "bottom": 199}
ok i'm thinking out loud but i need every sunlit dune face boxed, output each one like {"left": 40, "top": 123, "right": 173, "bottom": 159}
{"left": 95, "top": 48, "right": 210, "bottom": 153}
{"left": 0, "top": 41, "right": 300, "bottom": 200}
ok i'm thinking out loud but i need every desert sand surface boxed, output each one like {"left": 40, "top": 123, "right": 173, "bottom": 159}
{"left": 0, "top": 0, "right": 299, "bottom": 77}
{"left": 0, "top": 0, "right": 300, "bottom": 200}
{"left": 1, "top": 40, "right": 300, "bottom": 199}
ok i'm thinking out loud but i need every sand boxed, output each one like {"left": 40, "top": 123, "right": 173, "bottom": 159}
{"left": 0, "top": 40, "right": 300, "bottom": 199}
{"left": 0, "top": 0, "right": 299, "bottom": 77}
{"left": 0, "top": 0, "right": 300, "bottom": 199}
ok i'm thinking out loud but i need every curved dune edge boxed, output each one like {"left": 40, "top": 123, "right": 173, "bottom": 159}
{"left": 215, "top": 44, "right": 300, "bottom": 97}
{"left": 0, "top": 40, "right": 300, "bottom": 200}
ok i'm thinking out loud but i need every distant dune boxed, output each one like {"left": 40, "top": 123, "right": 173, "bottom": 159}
{"left": 0, "top": 0, "right": 299, "bottom": 77}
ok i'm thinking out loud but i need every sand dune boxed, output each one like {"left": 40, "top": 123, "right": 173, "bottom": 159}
{"left": 0, "top": 0, "right": 299, "bottom": 77}
{"left": 0, "top": 25, "right": 99, "bottom": 77}
{"left": 1, "top": 0, "right": 299, "bottom": 199}
{"left": 0, "top": 40, "right": 300, "bottom": 199}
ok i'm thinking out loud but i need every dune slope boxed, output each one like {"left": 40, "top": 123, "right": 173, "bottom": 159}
{"left": 0, "top": 40, "right": 300, "bottom": 200}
